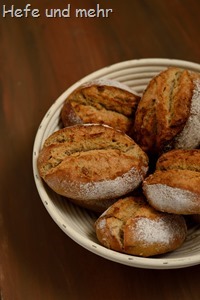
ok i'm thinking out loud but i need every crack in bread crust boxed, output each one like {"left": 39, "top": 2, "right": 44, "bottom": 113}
{"left": 134, "top": 67, "right": 193, "bottom": 154}
{"left": 95, "top": 196, "right": 187, "bottom": 257}
{"left": 38, "top": 125, "right": 148, "bottom": 178}
{"left": 68, "top": 85, "right": 139, "bottom": 115}
{"left": 156, "top": 149, "right": 200, "bottom": 172}
{"left": 37, "top": 124, "right": 149, "bottom": 207}
{"left": 61, "top": 81, "right": 140, "bottom": 134}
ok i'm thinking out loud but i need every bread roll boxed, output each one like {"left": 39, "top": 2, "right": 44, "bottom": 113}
{"left": 143, "top": 149, "right": 200, "bottom": 214}
{"left": 37, "top": 124, "right": 149, "bottom": 211}
{"left": 61, "top": 79, "right": 140, "bottom": 135}
{"left": 95, "top": 196, "right": 187, "bottom": 257}
{"left": 133, "top": 67, "right": 200, "bottom": 155}
{"left": 143, "top": 169, "right": 200, "bottom": 214}
{"left": 156, "top": 149, "right": 200, "bottom": 172}
{"left": 174, "top": 71, "right": 200, "bottom": 150}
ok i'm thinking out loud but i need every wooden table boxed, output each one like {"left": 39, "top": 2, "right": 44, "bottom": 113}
{"left": 1, "top": 0, "right": 200, "bottom": 299}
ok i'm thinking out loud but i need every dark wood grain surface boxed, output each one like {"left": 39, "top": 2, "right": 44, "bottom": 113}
{"left": 1, "top": 0, "right": 200, "bottom": 299}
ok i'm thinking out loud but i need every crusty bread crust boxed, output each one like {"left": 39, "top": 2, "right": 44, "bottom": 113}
{"left": 173, "top": 72, "right": 200, "bottom": 149}
{"left": 95, "top": 196, "right": 187, "bottom": 257}
{"left": 37, "top": 124, "right": 149, "bottom": 211}
{"left": 156, "top": 149, "right": 200, "bottom": 172}
{"left": 133, "top": 67, "right": 194, "bottom": 154}
{"left": 144, "top": 149, "right": 200, "bottom": 214}
{"left": 143, "top": 170, "right": 200, "bottom": 214}
{"left": 61, "top": 79, "right": 140, "bottom": 135}
{"left": 144, "top": 169, "right": 200, "bottom": 195}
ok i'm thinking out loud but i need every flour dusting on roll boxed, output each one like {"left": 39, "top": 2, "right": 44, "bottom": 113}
{"left": 95, "top": 196, "right": 187, "bottom": 257}
{"left": 37, "top": 124, "right": 149, "bottom": 212}
{"left": 174, "top": 76, "right": 200, "bottom": 149}
{"left": 143, "top": 178, "right": 200, "bottom": 214}
{"left": 143, "top": 169, "right": 200, "bottom": 215}
{"left": 133, "top": 67, "right": 200, "bottom": 155}
{"left": 143, "top": 150, "right": 200, "bottom": 215}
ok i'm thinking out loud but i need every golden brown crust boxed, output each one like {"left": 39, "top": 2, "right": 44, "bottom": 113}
{"left": 156, "top": 149, "right": 200, "bottom": 172}
{"left": 144, "top": 149, "right": 200, "bottom": 214}
{"left": 37, "top": 124, "right": 149, "bottom": 211}
{"left": 95, "top": 196, "right": 187, "bottom": 257}
{"left": 172, "top": 71, "right": 200, "bottom": 150}
{"left": 61, "top": 79, "right": 140, "bottom": 135}
{"left": 144, "top": 169, "right": 200, "bottom": 194}
{"left": 133, "top": 67, "right": 194, "bottom": 154}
